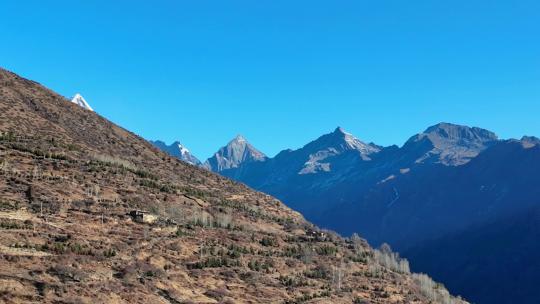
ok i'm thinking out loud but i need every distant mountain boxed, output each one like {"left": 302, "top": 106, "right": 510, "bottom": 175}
{"left": 211, "top": 127, "right": 385, "bottom": 220}
{"left": 150, "top": 140, "right": 201, "bottom": 165}
{"left": 70, "top": 93, "right": 93, "bottom": 111}
{"left": 321, "top": 137, "right": 540, "bottom": 248}
{"left": 203, "top": 135, "right": 267, "bottom": 172}
{"left": 400, "top": 122, "right": 498, "bottom": 166}
{"left": 214, "top": 123, "right": 540, "bottom": 304}
{"left": 521, "top": 135, "right": 540, "bottom": 147}
{"left": 294, "top": 126, "right": 381, "bottom": 175}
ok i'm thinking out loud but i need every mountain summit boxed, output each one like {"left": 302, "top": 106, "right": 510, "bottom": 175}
{"left": 150, "top": 140, "right": 201, "bottom": 165}
{"left": 311, "top": 126, "right": 380, "bottom": 155}
{"left": 402, "top": 122, "right": 498, "bottom": 165}
{"left": 203, "top": 135, "right": 267, "bottom": 172}
{"left": 70, "top": 93, "right": 93, "bottom": 111}
{"left": 293, "top": 127, "right": 380, "bottom": 174}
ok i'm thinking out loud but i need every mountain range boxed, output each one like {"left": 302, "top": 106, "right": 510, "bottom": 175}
{"left": 0, "top": 68, "right": 467, "bottom": 303}
{"left": 154, "top": 122, "right": 540, "bottom": 304}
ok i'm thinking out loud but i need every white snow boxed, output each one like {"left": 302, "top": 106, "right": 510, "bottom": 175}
{"left": 70, "top": 93, "right": 93, "bottom": 111}
{"left": 343, "top": 133, "right": 378, "bottom": 154}
{"left": 177, "top": 143, "right": 190, "bottom": 155}
{"left": 234, "top": 135, "right": 246, "bottom": 143}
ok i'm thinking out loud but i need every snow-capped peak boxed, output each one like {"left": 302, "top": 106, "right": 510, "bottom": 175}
{"left": 176, "top": 142, "right": 191, "bottom": 156}
{"left": 70, "top": 93, "right": 93, "bottom": 111}
{"left": 332, "top": 127, "right": 379, "bottom": 154}
{"left": 334, "top": 126, "right": 351, "bottom": 136}
{"left": 232, "top": 134, "right": 246, "bottom": 143}
{"left": 150, "top": 140, "right": 202, "bottom": 166}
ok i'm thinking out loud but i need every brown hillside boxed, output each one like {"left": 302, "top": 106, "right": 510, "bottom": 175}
{"left": 0, "top": 68, "right": 466, "bottom": 304}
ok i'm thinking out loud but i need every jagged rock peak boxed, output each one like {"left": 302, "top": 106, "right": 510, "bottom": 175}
{"left": 204, "top": 135, "right": 267, "bottom": 172}
{"left": 150, "top": 140, "right": 201, "bottom": 166}
{"left": 305, "top": 126, "right": 380, "bottom": 155}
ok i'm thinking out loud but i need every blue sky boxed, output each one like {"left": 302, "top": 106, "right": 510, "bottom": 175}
{"left": 1, "top": 1, "right": 539, "bottom": 159}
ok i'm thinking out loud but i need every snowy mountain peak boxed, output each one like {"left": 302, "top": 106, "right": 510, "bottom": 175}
{"left": 70, "top": 93, "right": 93, "bottom": 111}
{"left": 293, "top": 128, "right": 381, "bottom": 175}
{"left": 150, "top": 140, "right": 201, "bottom": 166}
{"left": 333, "top": 126, "right": 348, "bottom": 135}
{"left": 172, "top": 141, "right": 191, "bottom": 156}
{"left": 231, "top": 134, "right": 246, "bottom": 143}
{"left": 325, "top": 127, "right": 380, "bottom": 154}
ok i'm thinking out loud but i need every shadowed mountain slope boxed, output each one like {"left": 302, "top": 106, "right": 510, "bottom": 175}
{"left": 405, "top": 204, "right": 540, "bottom": 304}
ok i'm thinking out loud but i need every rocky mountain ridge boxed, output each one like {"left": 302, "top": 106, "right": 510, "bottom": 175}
{"left": 185, "top": 123, "right": 539, "bottom": 304}
{"left": 150, "top": 140, "right": 202, "bottom": 166}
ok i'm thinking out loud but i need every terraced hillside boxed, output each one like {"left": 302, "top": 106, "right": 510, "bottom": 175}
{"left": 0, "top": 68, "right": 465, "bottom": 304}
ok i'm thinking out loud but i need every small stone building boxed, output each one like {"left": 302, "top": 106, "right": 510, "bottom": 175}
{"left": 129, "top": 210, "right": 158, "bottom": 224}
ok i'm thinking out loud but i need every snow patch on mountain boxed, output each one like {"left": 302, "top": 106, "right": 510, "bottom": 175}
{"left": 150, "top": 140, "right": 201, "bottom": 166}
{"left": 70, "top": 93, "right": 93, "bottom": 111}
{"left": 298, "top": 127, "right": 380, "bottom": 174}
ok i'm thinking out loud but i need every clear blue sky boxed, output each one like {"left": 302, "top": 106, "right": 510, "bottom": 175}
{"left": 1, "top": 1, "right": 539, "bottom": 159}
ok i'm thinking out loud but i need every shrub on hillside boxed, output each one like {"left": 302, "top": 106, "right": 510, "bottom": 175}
{"left": 371, "top": 243, "right": 410, "bottom": 274}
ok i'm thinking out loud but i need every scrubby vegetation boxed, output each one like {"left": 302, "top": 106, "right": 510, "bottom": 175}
{"left": 372, "top": 243, "right": 410, "bottom": 274}
{"left": 413, "top": 273, "right": 465, "bottom": 304}
{"left": 189, "top": 257, "right": 241, "bottom": 269}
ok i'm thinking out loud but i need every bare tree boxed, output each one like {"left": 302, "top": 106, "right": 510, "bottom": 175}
{"left": 31, "top": 165, "right": 41, "bottom": 180}
{"left": 92, "top": 185, "right": 101, "bottom": 201}
{"left": 332, "top": 260, "right": 345, "bottom": 291}
{"left": 412, "top": 273, "right": 462, "bottom": 304}
{"left": 351, "top": 233, "right": 365, "bottom": 254}
{"left": 372, "top": 243, "right": 410, "bottom": 274}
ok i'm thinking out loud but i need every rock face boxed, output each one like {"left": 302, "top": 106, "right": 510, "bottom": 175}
{"left": 1, "top": 67, "right": 465, "bottom": 303}
{"left": 150, "top": 140, "right": 201, "bottom": 165}
{"left": 215, "top": 122, "right": 540, "bottom": 304}
{"left": 203, "top": 135, "right": 267, "bottom": 172}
